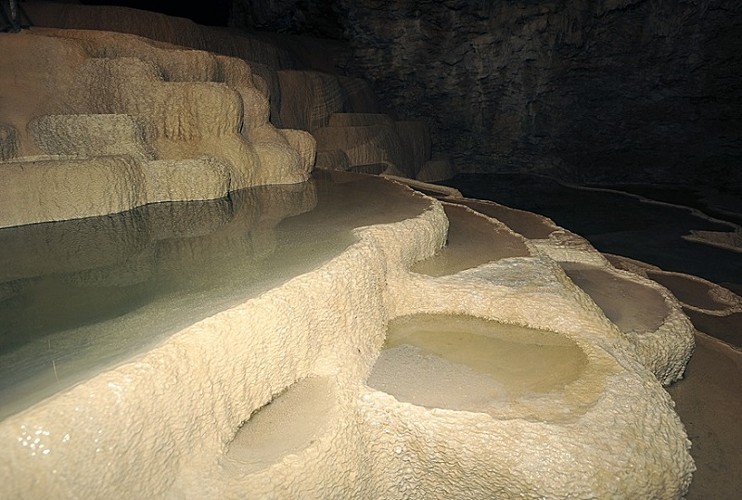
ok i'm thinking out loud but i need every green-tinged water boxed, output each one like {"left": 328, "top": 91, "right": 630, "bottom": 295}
{"left": 0, "top": 170, "right": 430, "bottom": 420}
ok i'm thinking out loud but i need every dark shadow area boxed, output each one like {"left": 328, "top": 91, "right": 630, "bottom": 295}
{"left": 441, "top": 173, "right": 742, "bottom": 290}
{"left": 79, "top": 0, "right": 232, "bottom": 26}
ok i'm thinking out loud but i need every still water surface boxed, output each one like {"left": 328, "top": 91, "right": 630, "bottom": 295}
{"left": 0, "top": 171, "right": 430, "bottom": 419}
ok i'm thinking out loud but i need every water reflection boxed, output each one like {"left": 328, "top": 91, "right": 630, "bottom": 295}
{"left": 442, "top": 173, "right": 741, "bottom": 288}
{"left": 0, "top": 170, "right": 430, "bottom": 419}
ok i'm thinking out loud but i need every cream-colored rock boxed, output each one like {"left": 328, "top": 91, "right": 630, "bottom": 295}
{"left": 0, "top": 174, "right": 694, "bottom": 498}
{"left": 0, "top": 29, "right": 314, "bottom": 227}
{"left": 409, "top": 179, "right": 695, "bottom": 385}
{"left": 214, "top": 55, "right": 271, "bottom": 129}
{"left": 250, "top": 141, "right": 305, "bottom": 185}
{"left": 142, "top": 157, "right": 231, "bottom": 203}
{"left": 0, "top": 7, "right": 699, "bottom": 498}
{"left": 607, "top": 253, "right": 742, "bottom": 316}
{"left": 45, "top": 28, "right": 221, "bottom": 82}
{"left": 29, "top": 114, "right": 154, "bottom": 161}
{"left": 423, "top": 194, "right": 697, "bottom": 385}
{"left": 0, "top": 156, "right": 146, "bottom": 228}
{"left": 6, "top": 6, "right": 376, "bottom": 190}
{"left": 279, "top": 128, "right": 317, "bottom": 174}
{"left": 0, "top": 33, "right": 88, "bottom": 157}
{"left": 560, "top": 261, "right": 696, "bottom": 385}
{"left": 46, "top": 29, "right": 298, "bottom": 170}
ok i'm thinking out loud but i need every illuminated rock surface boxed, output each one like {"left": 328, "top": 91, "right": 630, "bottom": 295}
{"left": 0, "top": 27, "right": 310, "bottom": 227}
{"left": 0, "top": 171, "right": 427, "bottom": 419}
{"left": 444, "top": 173, "right": 741, "bottom": 499}
{"left": 21, "top": 1, "right": 455, "bottom": 182}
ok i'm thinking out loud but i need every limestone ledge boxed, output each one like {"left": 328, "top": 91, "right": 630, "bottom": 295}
{"left": 0, "top": 29, "right": 315, "bottom": 228}
{"left": 0, "top": 182, "right": 694, "bottom": 498}
{"left": 530, "top": 236, "right": 695, "bottom": 386}
{"left": 0, "top": 154, "right": 233, "bottom": 228}
{"left": 12, "top": 5, "right": 458, "bottom": 185}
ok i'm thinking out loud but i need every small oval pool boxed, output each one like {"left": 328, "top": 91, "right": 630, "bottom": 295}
{"left": 367, "top": 314, "right": 588, "bottom": 414}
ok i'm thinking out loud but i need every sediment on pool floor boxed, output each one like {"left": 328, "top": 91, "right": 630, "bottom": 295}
{"left": 561, "top": 262, "right": 668, "bottom": 334}
{"left": 366, "top": 313, "right": 590, "bottom": 415}
{"left": 410, "top": 203, "right": 531, "bottom": 277}
{"left": 222, "top": 376, "right": 335, "bottom": 475}
{"left": 444, "top": 197, "right": 557, "bottom": 240}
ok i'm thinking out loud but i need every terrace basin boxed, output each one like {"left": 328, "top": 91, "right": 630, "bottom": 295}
{"left": 367, "top": 313, "right": 588, "bottom": 414}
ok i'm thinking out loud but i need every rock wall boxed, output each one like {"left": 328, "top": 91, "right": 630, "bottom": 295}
{"left": 233, "top": 0, "right": 742, "bottom": 190}
{"left": 22, "top": 1, "right": 450, "bottom": 182}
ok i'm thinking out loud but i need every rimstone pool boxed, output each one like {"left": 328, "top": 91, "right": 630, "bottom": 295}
{"left": 0, "top": 11, "right": 730, "bottom": 496}
{"left": 0, "top": 170, "right": 697, "bottom": 498}
{"left": 0, "top": 170, "right": 429, "bottom": 419}
{"left": 367, "top": 313, "right": 589, "bottom": 411}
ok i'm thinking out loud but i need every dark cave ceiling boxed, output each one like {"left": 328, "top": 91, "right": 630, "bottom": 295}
{"left": 78, "top": 0, "right": 233, "bottom": 26}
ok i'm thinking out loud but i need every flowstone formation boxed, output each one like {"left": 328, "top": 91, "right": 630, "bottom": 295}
{"left": 22, "top": 0, "right": 455, "bottom": 182}
{"left": 0, "top": 168, "right": 697, "bottom": 498}
{"left": 0, "top": 9, "right": 697, "bottom": 499}
{"left": 0, "top": 26, "right": 315, "bottom": 228}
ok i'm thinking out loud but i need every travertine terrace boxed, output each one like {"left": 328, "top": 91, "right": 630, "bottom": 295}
{"left": 0, "top": 11, "right": 699, "bottom": 499}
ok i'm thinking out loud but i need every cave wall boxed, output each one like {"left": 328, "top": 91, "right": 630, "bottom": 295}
{"left": 232, "top": 0, "right": 742, "bottom": 190}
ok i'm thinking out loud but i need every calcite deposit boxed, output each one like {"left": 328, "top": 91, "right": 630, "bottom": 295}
{"left": 0, "top": 170, "right": 696, "bottom": 498}
{"left": 21, "top": 1, "right": 455, "bottom": 181}
{"left": 0, "top": 27, "right": 310, "bottom": 228}
{"left": 0, "top": 7, "right": 699, "bottom": 499}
